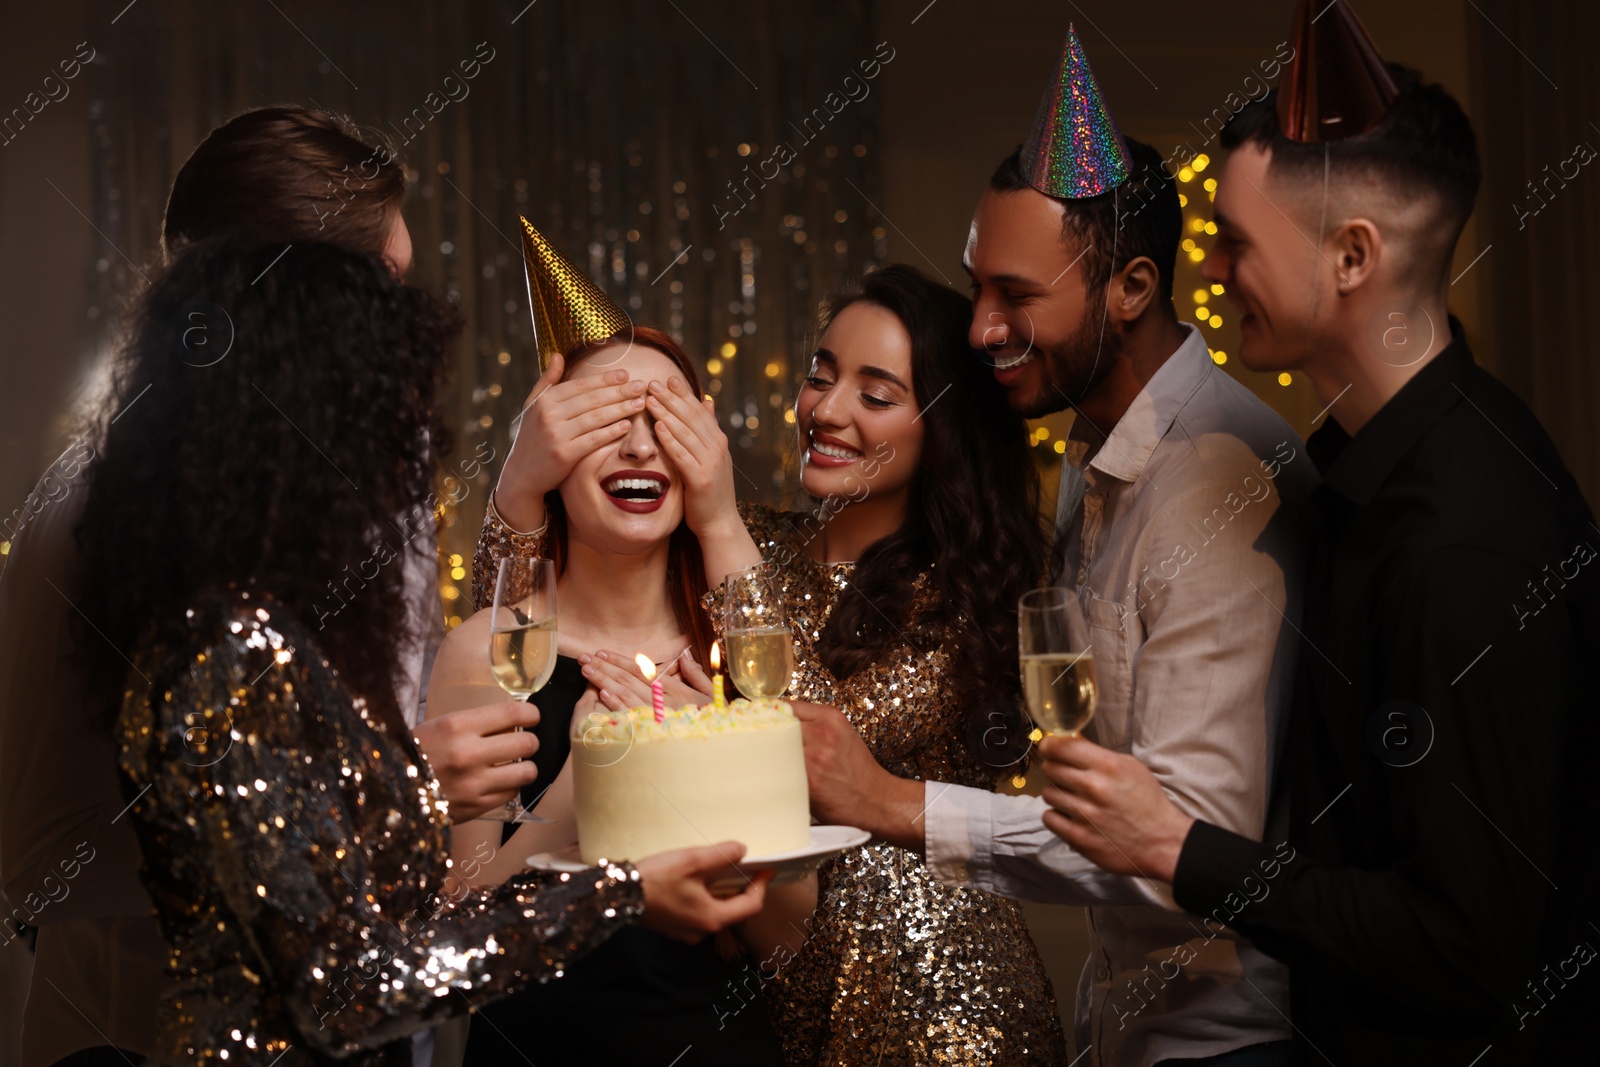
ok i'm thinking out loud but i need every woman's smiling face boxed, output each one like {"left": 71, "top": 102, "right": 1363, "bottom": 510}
{"left": 558, "top": 342, "right": 687, "bottom": 555}
{"left": 795, "top": 301, "right": 924, "bottom": 506}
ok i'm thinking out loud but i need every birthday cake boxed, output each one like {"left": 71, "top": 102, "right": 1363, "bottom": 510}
{"left": 570, "top": 698, "right": 811, "bottom": 864}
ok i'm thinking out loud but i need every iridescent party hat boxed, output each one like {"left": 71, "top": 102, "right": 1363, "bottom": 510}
{"left": 1275, "top": 0, "right": 1399, "bottom": 143}
{"left": 1019, "top": 26, "right": 1133, "bottom": 199}
{"left": 520, "top": 217, "right": 632, "bottom": 371}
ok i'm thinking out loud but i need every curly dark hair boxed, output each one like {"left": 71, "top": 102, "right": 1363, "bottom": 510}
{"left": 811, "top": 265, "right": 1047, "bottom": 765}
{"left": 74, "top": 237, "right": 457, "bottom": 735}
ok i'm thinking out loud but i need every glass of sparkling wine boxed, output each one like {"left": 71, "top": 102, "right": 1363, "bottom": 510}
{"left": 1017, "top": 587, "right": 1097, "bottom": 737}
{"left": 484, "top": 556, "right": 558, "bottom": 822}
{"left": 724, "top": 564, "right": 795, "bottom": 700}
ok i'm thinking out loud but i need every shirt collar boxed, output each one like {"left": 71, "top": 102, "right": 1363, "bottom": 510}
{"left": 1086, "top": 322, "right": 1212, "bottom": 484}
{"left": 1307, "top": 318, "right": 1474, "bottom": 506}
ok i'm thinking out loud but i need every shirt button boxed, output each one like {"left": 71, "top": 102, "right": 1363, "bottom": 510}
{"left": 953, "top": 864, "right": 968, "bottom": 882}
{"left": 1096, "top": 966, "right": 1110, "bottom": 980}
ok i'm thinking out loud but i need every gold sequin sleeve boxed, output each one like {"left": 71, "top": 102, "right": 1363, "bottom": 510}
{"left": 703, "top": 504, "right": 979, "bottom": 778}
{"left": 703, "top": 509, "right": 1067, "bottom": 1062}
{"left": 703, "top": 502, "right": 829, "bottom": 664}
{"left": 471, "top": 495, "right": 548, "bottom": 611}
{"left": 118, "top": 598, "right": 643, "bottom": 1061}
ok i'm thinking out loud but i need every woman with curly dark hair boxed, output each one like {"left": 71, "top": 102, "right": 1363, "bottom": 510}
{"left": 637, "top": 263, "right": 1068, "bottom": 1063}
{"left": 0, "top": 106, "right": 529, "bottom": 1067}
{"left": 2, "top": 105, "right": 420, "bottom": 1067}
{"left": 71, "top": 237, "right": 769, "bottom": 1064}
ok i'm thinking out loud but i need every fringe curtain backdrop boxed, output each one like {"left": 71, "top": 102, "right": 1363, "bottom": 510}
{"left": 83, "top": 0, "right": 887, "bottom": 620}
{"left": 1467, "top": 0, "right": 1600, "bottom": 509}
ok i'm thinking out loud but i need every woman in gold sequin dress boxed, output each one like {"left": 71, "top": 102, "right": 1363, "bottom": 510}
{"left": 642, "top": 264, "right": 1070, "bottom": 1064}
{"left": 73, "top": 238, "right": 769, "bottom": 1065}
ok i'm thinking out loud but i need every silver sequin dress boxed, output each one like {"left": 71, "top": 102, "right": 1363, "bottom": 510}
{"left": 116, "top": 591, "right": 644, "bottom": 1065}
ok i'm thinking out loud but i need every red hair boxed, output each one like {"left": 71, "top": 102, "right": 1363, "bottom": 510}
{"left": 543, "top": 327, "right": 717, "bottom": 670}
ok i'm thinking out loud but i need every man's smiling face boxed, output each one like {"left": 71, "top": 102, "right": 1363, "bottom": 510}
{"left": 964, "top": 186, "right": 1120, "bottom": 418}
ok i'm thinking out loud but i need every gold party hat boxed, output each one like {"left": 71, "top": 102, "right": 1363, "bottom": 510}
{"left": 520, "top": 217, "right": 632, "bottom": 371}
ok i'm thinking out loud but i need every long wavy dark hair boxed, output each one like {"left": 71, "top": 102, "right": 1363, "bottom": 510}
{"left": 810, "top": 265, "right": 1046, "bottom": 764}
{"left": 74, "top": 237, "right": 456, "bottom": 735}
{"left": 538, "top": 327, "right": 716, "bottom": 669}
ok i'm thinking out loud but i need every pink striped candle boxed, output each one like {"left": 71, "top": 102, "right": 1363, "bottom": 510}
{"left": 635, "top": 653, "right": 665, "bottom": 723}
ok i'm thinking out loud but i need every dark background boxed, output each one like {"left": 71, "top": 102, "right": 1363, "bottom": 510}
{"left": 1, "top": 0, "right": 1596, "bottom": 1051}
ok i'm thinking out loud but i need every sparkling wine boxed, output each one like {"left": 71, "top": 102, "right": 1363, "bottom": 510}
{"left": 489, "top": 616, "right": 558, "bottom": 698}
{"left": 726, "top": 626, "right": 795, "bottom": 699}
{"left": 1020, "top": 652, "right": 1097, "bottom": 736}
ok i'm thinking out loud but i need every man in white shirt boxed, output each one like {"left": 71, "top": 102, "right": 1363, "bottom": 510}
{"left": 792, "top": 37, "right": 1311, "bottom": 1066}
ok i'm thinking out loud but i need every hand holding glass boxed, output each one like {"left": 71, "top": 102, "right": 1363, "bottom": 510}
{"left": 484, "top": 556, "right": 558, "bottom": 822}
{"left": 1018, "top": 586, "right": 1097, "bottom": 737}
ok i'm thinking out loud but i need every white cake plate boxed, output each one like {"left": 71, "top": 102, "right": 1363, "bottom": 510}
{"left": 525, "top": 825, "right": 871, "bottom": 889}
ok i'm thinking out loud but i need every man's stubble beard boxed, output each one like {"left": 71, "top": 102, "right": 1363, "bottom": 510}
{"left": 1014, "top": 290, "right": 1123, "bottom": 420}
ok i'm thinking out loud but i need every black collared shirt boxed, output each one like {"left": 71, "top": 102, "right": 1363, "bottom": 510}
{"left": 1173, "top": 330, "right": 1600, "bottom": 1064}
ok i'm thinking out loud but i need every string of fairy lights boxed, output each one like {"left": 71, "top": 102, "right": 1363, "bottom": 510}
{"left": 1180, "top": 153, "right": 1233, "bottom": 368}
{"left": 1180, "top": 153, "right": 1295, "bottom": 390}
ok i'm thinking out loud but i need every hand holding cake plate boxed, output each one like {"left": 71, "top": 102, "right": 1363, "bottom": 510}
{"left": 527, "top": 825, "right": 871, "bottom": 892}
{"left": 704, "top": 824, "right": 871, "bottom": 893}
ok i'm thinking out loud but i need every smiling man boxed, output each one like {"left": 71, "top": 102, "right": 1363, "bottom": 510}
{"left": 793, "top": 27, "right": 1315, "bottom": 1067}
{"left": 1039, "top": 3, "right": 1600, "bottom": 1064}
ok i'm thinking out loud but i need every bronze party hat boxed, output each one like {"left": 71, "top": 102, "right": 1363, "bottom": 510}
{"left": 1275, "top": 0, "right": 1399, "bottom": 143}
{"left": 1019, "top": 25, "right": 1133, "bottom": 199}
{"left": 520, "top": 217, "right": 632, "bottom": 371}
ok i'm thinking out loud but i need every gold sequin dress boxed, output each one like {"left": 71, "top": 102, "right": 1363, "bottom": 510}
{"left": 115, "top": 591, "right": 645, "bottom": 1065}
{"left": 471, "top": 502, "right": 1066, "bottom": 1064}
{"left": 718, "top": 505, "right": 1065, "bottom": 1066}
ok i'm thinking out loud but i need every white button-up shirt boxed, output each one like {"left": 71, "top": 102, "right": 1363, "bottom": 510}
{"left": 924, "top": 324, "right": 1313, "bottom": 1066}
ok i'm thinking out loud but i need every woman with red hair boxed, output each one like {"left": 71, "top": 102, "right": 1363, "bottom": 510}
{"left": 428, "top": 327, "right": 792, "bottom": 1065}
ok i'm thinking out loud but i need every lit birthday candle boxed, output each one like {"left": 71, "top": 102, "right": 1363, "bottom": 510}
{"left": 710, "top": 641, "right": 727, "bottom": 712}
{"left": 636, "top": 653, "right": 665, "bottom": 723}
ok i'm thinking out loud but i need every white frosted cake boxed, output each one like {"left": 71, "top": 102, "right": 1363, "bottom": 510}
{"left": 571, "top": 697, "right": 811, "bottom": 864}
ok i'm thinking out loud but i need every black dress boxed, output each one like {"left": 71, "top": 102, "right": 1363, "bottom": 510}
{"left": 462, "top": 655, "right": 786, "bottom": 1067}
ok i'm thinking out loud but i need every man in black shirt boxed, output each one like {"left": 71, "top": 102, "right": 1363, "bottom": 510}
{"left": 1034, "top": 9, "right": 1600, "bottom": 1065}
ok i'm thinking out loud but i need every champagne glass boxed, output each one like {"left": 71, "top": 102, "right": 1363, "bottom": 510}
{"left": 483, "top": 557, "right": 558, "bottom": 822}
{"left": 723, "top": 564, "right": 794, "bottom": 700}
{"left": 1017, "top": 586, "right": 1097, "bottom": 737}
